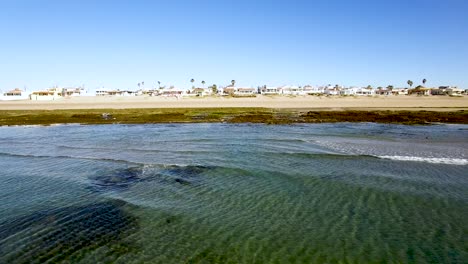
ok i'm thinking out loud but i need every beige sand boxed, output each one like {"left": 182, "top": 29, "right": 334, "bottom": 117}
{"left": 1, "top": 95, "right": 467, "bottom": 111}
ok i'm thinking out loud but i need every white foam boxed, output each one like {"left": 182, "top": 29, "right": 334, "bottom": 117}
{"left": 379, "top": 156, "right": 468, "bottom": 165}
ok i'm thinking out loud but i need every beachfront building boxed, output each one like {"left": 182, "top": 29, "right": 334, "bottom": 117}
{"left": 1, "top": 88, "right": 29, "bottom": 100}
{"left": 279, "top": 86, "right": 305, "bottom": 95}
{"left": 355, "top": 87, "right": 375, "bottom": 96}
{"left": 303, "top": 85, "right": 324, "bottom": 95}
{"left": 324, "top": 85, "right": 341, "bottom": 95}
{"left": 96, "top": 90, "right": 110, "bottom": 96}
{"left": 190, "top": 87, "right": 212, "bottom": 97}
{"left": 222, "top": 86, "right": 236, "bottom": 95}
{"left": 160, "top": 87, "right": 188, "bottom": 97}
{"left": 340, "top": 87, "right": 358, "bottom": 96}
{"left": 95, "top": 89, "right": 137, "bottom": 96}
{"left": 408, "top": 87, "right": 431, "bottom": 96}
{"left": 392, "top": 88, "right": 408, "bottom": 95}
{"left": 375, "top": 87, "right": 392, "bottom": 96}
{"left": 260, "top": 86, "right": 280, "bottom": 95}
{"left": 29, "top": 87, "right": 63, "bottom": 101}
{"left": 433, "top": 86, "right": 464, "bottom": 96}
{"left": 61, "top": 87, "right": 90, "bottom": 97}
{"left": 234, "top": 87, "right": 257, "bottom": 96}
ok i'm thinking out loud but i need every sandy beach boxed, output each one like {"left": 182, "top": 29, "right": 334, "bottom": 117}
{"left": 1, "top": 95, "right": 467, "bottom": 111}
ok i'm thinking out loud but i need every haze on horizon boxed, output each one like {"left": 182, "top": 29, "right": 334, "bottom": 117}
{"left": 1, "top": 0, "right": 467, "bottom": 91}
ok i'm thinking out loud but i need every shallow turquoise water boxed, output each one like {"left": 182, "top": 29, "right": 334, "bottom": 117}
{"left": 0, "top": 123, "right": 467, "bottom": 263}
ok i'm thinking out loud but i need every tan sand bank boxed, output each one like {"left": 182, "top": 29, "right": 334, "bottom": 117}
{"left": 0, "top": 95, "right": 467, "bottom": 111}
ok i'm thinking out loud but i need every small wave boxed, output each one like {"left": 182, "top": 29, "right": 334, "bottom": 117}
{"left": 0, "top": 152, "right": 140, "bottom": 165}
{"left": 378, "top": 155, "right": 468, "bottom": 165}
{"left": 271, "top": 152, "right": 377, "bottom": 159}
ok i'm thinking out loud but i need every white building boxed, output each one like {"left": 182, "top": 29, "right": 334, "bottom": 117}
{"left": 191, "top": 88, "right": 212, "bottom": 97}
{"left": 303, "top": 85, "right": 324, "bottom": 95}
{"left": 324, "top": 86, "right": 341, "bottom": 95}
{"left": 1, "top": 88, "right": 29, "bottom": 100}
{"left": 355, "top": 87, "right": 375, "bottom": 96}
{"left": 95, "top": 89, "right": 137, "bottom": 96}
{"left": 279, "top": 86, "right": 305, "bottom": 95}
{"left": 234, "top": 87, "right": 257, "bottom": 96}
{"left": 29, "top": 87, "right": 63, "bottom": 101}
{"left": 261, "top": 86, "right": 280, "bottom": 95}
{"left": 341, "top": 87, "right": 359, "bottom": 96}
{"left": 160, "top": 87, "right": 188, "bottom": 97}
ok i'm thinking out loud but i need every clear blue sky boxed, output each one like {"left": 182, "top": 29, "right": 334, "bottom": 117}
{"left": 1, "top": 0, "right": 467, "bottom": 91}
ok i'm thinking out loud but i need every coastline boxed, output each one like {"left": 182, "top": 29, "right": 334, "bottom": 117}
{"left": 1, "top": 108, "right": 467, "bottom": 126}
{"left": 1, "top": 95, "right": 467, "bottom": 110}
{"left": 1, "top": 96, "right": 467, "bottom": 126}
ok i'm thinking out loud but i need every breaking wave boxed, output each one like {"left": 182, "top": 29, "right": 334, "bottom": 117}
{"left": 378, "top": 155, "right": 468, "bottom": 165}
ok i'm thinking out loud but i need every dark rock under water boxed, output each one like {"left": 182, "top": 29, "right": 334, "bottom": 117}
{"left": 88, "top": 166, "right": 145, "bottom": 192}
{"left": 162, "top": 165, "right": 215, "bottom": 185}
{"left": 0, "top": 200, "right": 138, "bottom": 264}
{"left": 88, "top": 165, "right": 216, "bottom": 192}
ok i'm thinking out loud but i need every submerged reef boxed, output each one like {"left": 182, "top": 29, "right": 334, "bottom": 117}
{"left": 88, "top": 165, "right": 216, "bottom": 192}
{"left": 88, "top": 166, "right": 146, "bottom": 192}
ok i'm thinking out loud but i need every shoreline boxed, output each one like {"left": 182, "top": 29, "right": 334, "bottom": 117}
{"left": 1, "top": 96, "right": 467, "bottom": 126}
{"left": 1, "top": 108, "right": 467, "bottom": 126}
{"left": 1, "top": 95, "right": 467, "bottom": 110}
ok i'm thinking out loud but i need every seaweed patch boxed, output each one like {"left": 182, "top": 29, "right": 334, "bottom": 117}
{"left": 0, "top": 200, "right": 138, "bottom": 263}
{"left": 88, "top": 166, "right": 146, "bottom": 192}
{"left": 161, "top": 165, "right": 216, "bottom": 185}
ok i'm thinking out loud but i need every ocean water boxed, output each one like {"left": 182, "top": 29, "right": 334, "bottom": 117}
{"left": 0, "top": 123, "right": 467, "bottom": 263}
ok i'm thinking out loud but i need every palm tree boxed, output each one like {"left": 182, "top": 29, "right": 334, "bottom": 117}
{"left": 190, "top": 79, "right": 195, "bottom": 88}
{"left": 407, "top": 80, "right": 413, "bottom": 88}
{"left": 231, "top": 80, "right": 236, "bottom": 87}
{"left": 158, "top": 81, "right": 161, "bottom": 89}
{"left": 201, "top": 80, "right": 206, "bottom": 88}
{"left": 142, "top": 81, "right": 145, "bottom": 88}
{"left": 138, "top": 83, "right": 141, "bottom": 89}
{"left": 422, "top": 78, "right": 427, "bottom": 86}
{"left": 211, "top": 84, "right": 217, "bottom": 94}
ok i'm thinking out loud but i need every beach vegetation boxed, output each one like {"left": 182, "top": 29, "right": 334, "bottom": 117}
{"left": 0, "top": 108, "right": 466, "bottom": 126}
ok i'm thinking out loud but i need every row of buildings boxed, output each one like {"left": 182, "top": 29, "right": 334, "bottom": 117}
{"left": 1, "top": 85, "right": 465, "bottom": 101}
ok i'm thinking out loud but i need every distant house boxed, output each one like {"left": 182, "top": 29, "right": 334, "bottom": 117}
{"left": 191, "top": 88, "right": 212, "bottom": 97}
{"left": 223, "top": 86, "right": 236, "bottom": 95}
{"left": 355, "top": 87, "right": 375, "bottom": 96}
{"left": 29, "top": 88, "right": 63, "bottom": 101}
{"left": 303, "top": 85, "right": 324, "bottom": 95}
{"left": 1, "top": 88, "right": 29, "bottom": 100}
{"left": 161, "top": 87, "right": 187, "bottom": 97}
{"left": 445, "top": 87, "right": 463, "bottom": 96}
{"left": 324, "top": 86, "right": 341, "bottom": 95}
{"left": 392, "top": 88, "right": 408, "bottom": 95}
{"left": 96, "top": 89, "right": 136, "bottom": 96}
{"left": 62, "top": 87, "right": 87, "bottom": 97}
{"left": 260, "top": 86, "right": 280, "bottom": 95}
{"left": 408, "top": 87, "right": 431, "bottom": 96}
{"left": 341, "top": 87, "right": 359, "bottom": 96}
{"left": 234, "top": 87, "right": 257, "bottom": 96}
{"left": 96, "top": 90, "right": 109, "bottom": 96}
{"left": 375, "top": 87, "right": 392, "bottom": 96}
{"left": 280, "top": 86, "right": 305, "bottom": 95}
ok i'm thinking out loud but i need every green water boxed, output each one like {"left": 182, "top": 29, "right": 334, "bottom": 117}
{"left": 0, "top": 123, "right": 467, "bottom": 263}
